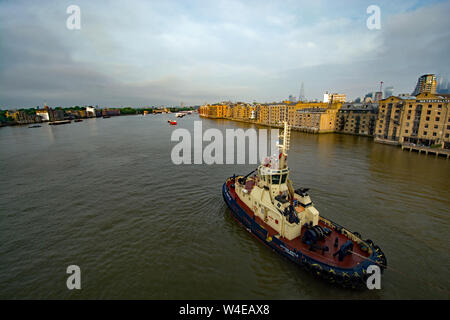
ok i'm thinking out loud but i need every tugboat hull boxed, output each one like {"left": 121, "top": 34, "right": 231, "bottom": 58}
{"left": 222, "top": 179, "right": 386, "bottom": 289}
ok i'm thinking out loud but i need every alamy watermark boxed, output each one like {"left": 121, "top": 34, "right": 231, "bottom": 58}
{"left": 171, "top": 121, "right": 279, "bottom": 165}
{"left": 66, "top": 5, "right": 81, "bottom": 30}
{"left": 366, "top": 5, "right": 381, "bottom": 30}
{"left": 366, "top": 265, "right": 381, "bottom": 289}
{"left": 66, "top": 265, "right": 81, "bottom": 290}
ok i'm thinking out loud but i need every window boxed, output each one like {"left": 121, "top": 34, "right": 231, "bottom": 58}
{"left": 281, "top": 174, "right": 287, "bottom": 184}
{"left": 434, "top": 125, "right": 438, "bottom": 129}
{"left": 433, "top": 132, "right": 437, "bottom": 137}
{"left": 436, "top": 117, "right": 440, "bottom": 121}
{"left": 427, "top": 110, "right": 431, "bottom": 115}
{"left": 405, "top": 130, "right": 409, "bottom": 133}
{"left": 272, "top": 175, "right": 280, "bottom": 184}
{"left": 425, "top": 124, "right": 429, "bottom": 128}
{"left": 424, "top": 131, "right": 427, "bottom": 136}
{"left": 426, "top": 117, "right": 430, "bottom": 121}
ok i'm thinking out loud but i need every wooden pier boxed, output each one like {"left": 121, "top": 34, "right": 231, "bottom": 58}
{"left": 401, "top": 143, "right": 450, "bottom": 158}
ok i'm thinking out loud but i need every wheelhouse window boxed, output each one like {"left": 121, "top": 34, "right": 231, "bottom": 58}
{"left": 271, "top": 174, "right": 281, "bottom": 184}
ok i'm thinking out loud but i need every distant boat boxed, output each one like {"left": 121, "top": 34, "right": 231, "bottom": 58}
{"left": 48, "top": 120, "right": 71, "bottom": 125}
{"left": 102, "top": 115, "right": 111, "bottom": 118}
{"left": 74, "top": 119, "right": 83, "bottom": 122}
{"left": 28, "top": 125, "right": 42, "bottom": 128}
{"left": 175, "top": 113, "right": 185, "bottom": 118}
{"left": 168, "top": 120, "right": 177, "bottom": 125}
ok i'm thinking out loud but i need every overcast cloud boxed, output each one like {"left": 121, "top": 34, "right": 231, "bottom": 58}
{"left": 0, "top": 0, "right": 449, "bottom": 108}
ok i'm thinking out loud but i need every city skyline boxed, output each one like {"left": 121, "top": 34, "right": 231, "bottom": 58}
{"left": 1, "top": 0, "right": 449, "bottom": 108}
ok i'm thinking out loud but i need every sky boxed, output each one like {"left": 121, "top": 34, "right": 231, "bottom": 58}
{"left": 0, "top": 0, "right": 449, "bottom": 108}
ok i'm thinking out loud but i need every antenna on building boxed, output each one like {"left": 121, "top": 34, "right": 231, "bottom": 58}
{"left": 380, "top": 81, "right": 384, "bottom": 93}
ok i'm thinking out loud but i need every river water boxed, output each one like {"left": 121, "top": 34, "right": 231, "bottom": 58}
{"left": 0, "top": 114, "right": 448, "bottom": 299}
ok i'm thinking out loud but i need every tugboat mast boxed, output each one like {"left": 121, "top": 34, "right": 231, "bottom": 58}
{"left": 278, "top": 122, "right": 291, "bottom": 170}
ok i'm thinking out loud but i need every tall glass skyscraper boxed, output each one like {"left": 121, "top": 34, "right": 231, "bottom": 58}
{"left": 412, "top": 74, "right": 437, "bottom": 96}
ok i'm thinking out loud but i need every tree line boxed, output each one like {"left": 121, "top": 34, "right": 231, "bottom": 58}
{"left": 0, "top": 106, "right": 196, "bottom": 124}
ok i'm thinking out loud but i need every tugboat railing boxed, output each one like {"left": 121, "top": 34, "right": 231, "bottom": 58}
{"left": 320, "top": 216, "right": 372, "bottom": 251}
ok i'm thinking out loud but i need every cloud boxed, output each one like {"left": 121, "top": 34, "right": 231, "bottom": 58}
{"left": 0, "top": 0, "right": 448, "bottom": 108}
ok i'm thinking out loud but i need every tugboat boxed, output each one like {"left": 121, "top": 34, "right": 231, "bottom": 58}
{"left": 168, "top": 120, "right": 177, "bottom": 125}
{"left": 222, "top": 122, "right": 387, "bottom": 289}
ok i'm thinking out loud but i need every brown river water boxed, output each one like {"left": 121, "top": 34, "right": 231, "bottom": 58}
{"left": 0, "top": 114, "right": 448, "bottom": 299}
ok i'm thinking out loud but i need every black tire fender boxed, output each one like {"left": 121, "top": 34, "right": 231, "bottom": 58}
{"left": 335, "top": 273, "right": 344, "bottom": 284}
{"left": 304, "top": 260, "right": 312, "bottom": 272}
